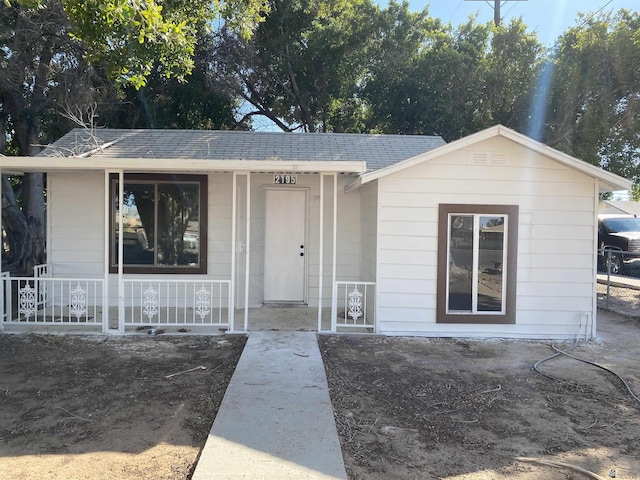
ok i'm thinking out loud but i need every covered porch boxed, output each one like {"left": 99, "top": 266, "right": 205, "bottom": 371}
{"left": 0, "top": 163, "right": 377, "bottom": 335}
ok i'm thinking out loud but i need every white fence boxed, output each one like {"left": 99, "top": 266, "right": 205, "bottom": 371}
{"left": 333, "top": 281, "right": 375, "bottom": 330}
{"left": 1, "top": 265, "right": 366, "bottom": 333}
{"left": 2, "top": 275, "right": 103, "bottom": 325}
{"left": 123, "top": 279, "right": 231, "bottom": 328}
{"left": 1, "top": 271, "right": 9, "bottom": 323}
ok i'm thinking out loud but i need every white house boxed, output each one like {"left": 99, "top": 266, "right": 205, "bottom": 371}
{"left": 0, "top": 125, "right": 630, "bottom": 339}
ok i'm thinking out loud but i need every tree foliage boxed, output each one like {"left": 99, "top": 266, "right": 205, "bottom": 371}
{"left": 209, "top": 0, "right": 379, "bottom": 132}
{"left": 209, "top": 0, "right": 545, "bottom": 140}
{"left": 543, "top": 9, "right": 640, "bottom": 185}
{"left": 5, "top": 0, "right": 269, "bottom": 88}
{"left": 0, "top": 0, "right": 90, "bottom": 273}
{"left": 0, "top": 0, "right": 265, "bottom": 274}
{"left": 363, "top": 8, "right": 543, "bottom": 140}
{"left": 98, "top": 39, "right": 249, "bottom": 130}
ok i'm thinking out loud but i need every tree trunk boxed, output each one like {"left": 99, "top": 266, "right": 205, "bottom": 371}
{"left": 2, "top": 175, "right": 45, "bottom": 275}
{"left": 2, "top": 96, "right": 47, "bottom": 275}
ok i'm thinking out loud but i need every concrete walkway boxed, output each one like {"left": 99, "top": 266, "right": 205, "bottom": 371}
{"left": 191, "top": 331, "right": 347, "bottom": 480}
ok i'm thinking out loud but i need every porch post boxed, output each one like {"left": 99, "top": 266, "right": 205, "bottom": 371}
{"left": 117, "top": 170, "right": 125, "bottom": 333}
{"left": 102, "top": 171, "right": 110, "bottom": 333}
{"left": 46, "top": 173, "right": 51, "bottom": 266}
{"left": 243, "top": 173, "right": 251, "bottom": 331}
{"left": 317, "top": 173, "right": 325, "bottom": 331}
{"left": 330, "top": 173, "right": 338, "bottom": 331}
{"left": 230, "top": 172, "right": 237, "bottom": 331}
{"left": 0, "top": 168, "right": 3, "bottom": 332}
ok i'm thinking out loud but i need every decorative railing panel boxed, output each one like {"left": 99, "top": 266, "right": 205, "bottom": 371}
{"left": 123, "top": 279, "right": 231, "bottom": 327}
{"left": 2, "top": 276, "right": 103, "bottom": 325}
{"left": 334, "top": 281, "right": 375, "bottom": 330}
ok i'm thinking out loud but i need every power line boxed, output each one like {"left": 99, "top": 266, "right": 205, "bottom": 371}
{"left": 447, "top": 0, "right": 466, "bottom": 23}
{"left": 577, "top": 0, "right": 615, "bottom": 28}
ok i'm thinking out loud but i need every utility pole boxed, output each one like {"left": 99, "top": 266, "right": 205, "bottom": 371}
{"left": 465, "top": 0, "right": 528, "bottom": 26}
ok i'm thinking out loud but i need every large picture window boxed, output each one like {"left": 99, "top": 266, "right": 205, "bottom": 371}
{"left": 437, "top": 204, "right": 518, "bottom": 324}
{"left": 110, "top": 174, "right": 207, "bottom": 274}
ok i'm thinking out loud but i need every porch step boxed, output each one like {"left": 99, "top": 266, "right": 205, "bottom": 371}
{"left": 191, "top": 331, "right": 347, "bottom": 480}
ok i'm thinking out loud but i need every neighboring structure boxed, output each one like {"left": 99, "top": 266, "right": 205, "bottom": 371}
{"left": 0, "top": 125, "right": 631, "bottom": 339}
{"left": 599, "top": 200, "right": 640, "bottom": 216}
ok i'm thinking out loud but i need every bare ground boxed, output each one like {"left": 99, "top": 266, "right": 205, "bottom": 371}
{"left": 2, "top": 310, "right": 640, "bottom": 480}
{"left": 0, "top": 333, "right": 245, "bottom": 480}
{"left": 319, "top": 310, "right": 640, "bottom": 479}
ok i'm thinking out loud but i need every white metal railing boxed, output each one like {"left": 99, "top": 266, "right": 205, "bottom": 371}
{"left": 3, "top": 276, "right": 103, "bottom": 325}
{"left": 1, "top": 271, "right": 10, "bottom": 323}
{"left": 33, "top": 263, "right": 50, "bottom": 309}
{"left": 333, "top": 281, "right": 375, "bottom": 330}
{"left": 123, "top": 279, "right": 231, "bottom": 327}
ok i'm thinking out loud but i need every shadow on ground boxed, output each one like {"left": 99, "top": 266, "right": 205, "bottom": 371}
{"left": 0, "top": 334, "right": 245, "bottom": 480}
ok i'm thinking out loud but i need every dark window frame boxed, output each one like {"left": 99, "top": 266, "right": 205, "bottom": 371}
{"left": 436, "top": 204, "right": 518, "bottom": 324}
{"left": 109, "top": 173, "right": 208, "bottom": 274}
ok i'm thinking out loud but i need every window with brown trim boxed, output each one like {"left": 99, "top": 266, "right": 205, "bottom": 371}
{"left": 110, "top": 174, "right": 207, "bottom": 274}
{"left": 437, "top": 204, "right": 518, "bottom": 324}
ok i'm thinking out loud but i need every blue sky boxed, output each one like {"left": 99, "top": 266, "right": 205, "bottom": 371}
{"left": 390, "top": 0, "right": 638, "bottom": 45}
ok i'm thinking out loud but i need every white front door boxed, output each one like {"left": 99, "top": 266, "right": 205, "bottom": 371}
{"left": 264, "top": 189, "right": 306, "bottom": 303}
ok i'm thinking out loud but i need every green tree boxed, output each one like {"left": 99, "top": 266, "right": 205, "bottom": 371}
{"left": 363, "top": 10, "right": 542, "bottom": 141}
{"left": 544, "top": 9, "right": 640, "bottom": 181}
{"left": 483, "top": 19, "right": 543, "bottom": 131}
{"left": 361, "top": 1, "right": 444, "bottom": 134}
{"left": 5, "top": 0, "right": 269, "bottom": 88}
{"left": 98, "top": 41, "right": 250, "bottom": 130}
{"left": 0, "top": 0, "right": 92, "bottom": 273}
{"left": 209, "top": 0, "right": 379, "bottom": 132}
{"left": 0, "top": 0, "right": 267, "bottom": 274}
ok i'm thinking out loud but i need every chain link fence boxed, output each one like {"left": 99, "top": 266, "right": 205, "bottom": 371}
{"left": 597, "top": 248, "right": 640, "bottom": 316}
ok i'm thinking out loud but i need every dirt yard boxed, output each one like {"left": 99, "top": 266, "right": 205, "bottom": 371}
{"left": 2, "top": 311, "right": 640, "bottom": 480}
{"left": 0, "top": 333, "right": 245, "bottom": 480}
{"left": 320, "top": 310, "right": 640, "bottom": 479}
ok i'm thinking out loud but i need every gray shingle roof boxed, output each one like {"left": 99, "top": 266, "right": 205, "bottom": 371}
{"left": 39, "top": 129, "right": 446, "bottom": 171}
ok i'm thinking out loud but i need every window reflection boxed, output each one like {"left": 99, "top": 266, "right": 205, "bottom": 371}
{"left": 478, "top": 216, "right": 504, "bottom": 312}
{"left": 447, "top": 214, "right": 506, "bottom": 314}
{"left": 448, "top": 215, "right": 473, "bottom": 311}
{"left": 114, "top": 181, "right": 200, "bottom": 268}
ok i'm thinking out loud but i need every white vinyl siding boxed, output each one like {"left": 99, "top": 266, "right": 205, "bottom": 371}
{"left": 375, "top": 136, "right": 597, "bottom": 339}
{"left": 49, "top": 172, "right": 105, "bottom": 277}
{"left": 360, "top": 183, "right": 378, "bottom": 282}
{"left": 307, "top": 175, "right": 361, "bottom": 308}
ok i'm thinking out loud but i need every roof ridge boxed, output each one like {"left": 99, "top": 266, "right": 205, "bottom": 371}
{"left": 68, "top": 127, "right": 442, "bottom": 140}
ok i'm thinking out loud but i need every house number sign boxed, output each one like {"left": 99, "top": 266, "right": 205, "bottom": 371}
{"left": 274, "top": 174, "right": 297, "bottom": 185}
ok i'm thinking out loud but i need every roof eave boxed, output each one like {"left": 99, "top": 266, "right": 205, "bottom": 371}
{"left": 0, "top": 157, "right": 368, "bottom": 174}
{"left": 495, "top": 126, "right": 631, "bottom": 192}
{"left": 346, "top": 125, "right": 632, "bottom": 193}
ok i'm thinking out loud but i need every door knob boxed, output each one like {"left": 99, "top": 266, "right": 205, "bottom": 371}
{"left": 300, "top": 245, "right": 304, "bottom": 249}
{"left": 300, "top": 252, "right": 304, "bottom": 256}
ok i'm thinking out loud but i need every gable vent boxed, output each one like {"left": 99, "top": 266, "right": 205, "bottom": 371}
{"left": 470, "top": 152, "right": 509, "bottom": 166}
{"left": 491, "top": 153, "right": 507, "bottom": 165}
{"left": 472, "top": 153, "right": 489, "bottom": 165}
